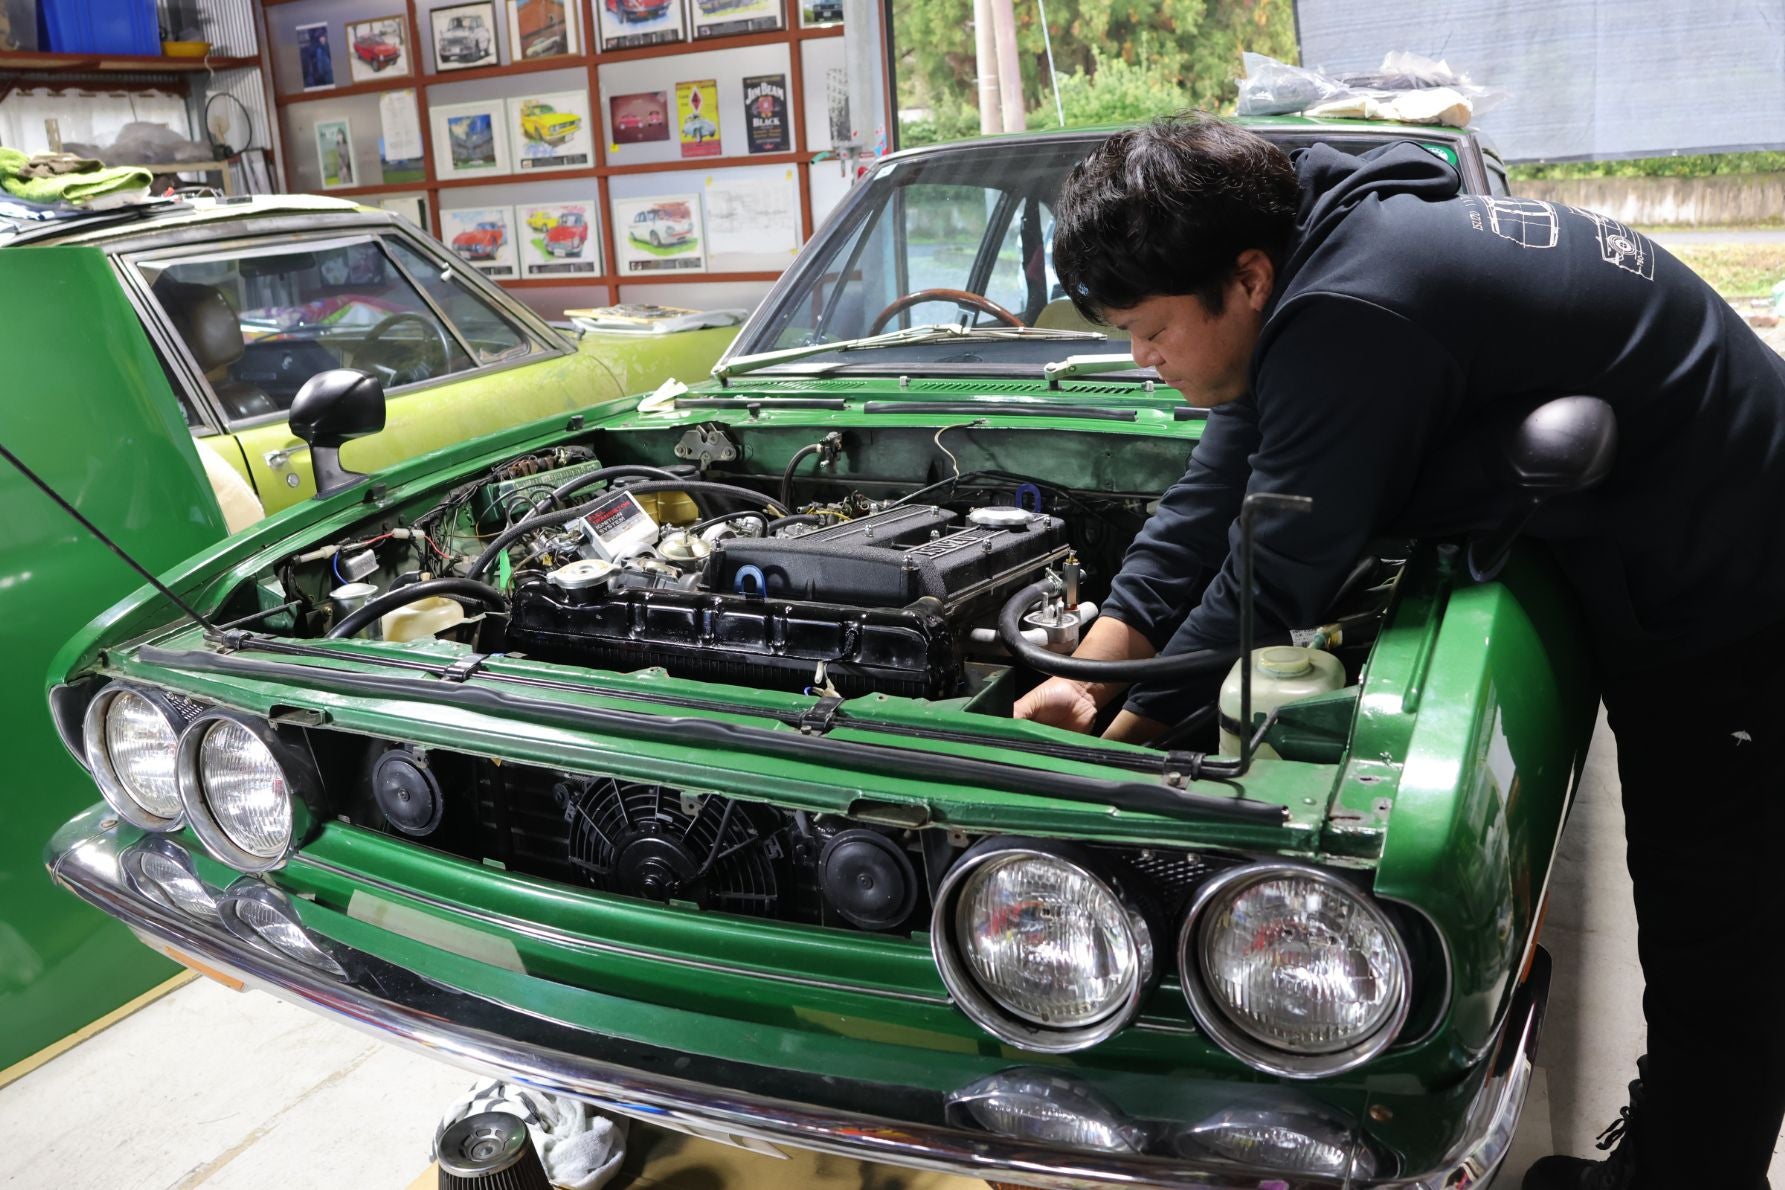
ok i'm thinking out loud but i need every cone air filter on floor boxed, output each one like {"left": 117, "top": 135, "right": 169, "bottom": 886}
{"left": 437, "top": 1111, "right": 552, "bottom": 1190}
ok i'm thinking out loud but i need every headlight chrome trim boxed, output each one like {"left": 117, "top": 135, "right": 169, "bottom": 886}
{"left": 931, "top": 836, "right": 1158, "bottom": 1055}
{"left": 1178, "top": 861, "right": 1411, "bottom": 1080}
{"left": 175, "top": 709, "right": 321, "bottom": 874}
{"left": 81, "top": 683, "right": 192, "bottom": 832}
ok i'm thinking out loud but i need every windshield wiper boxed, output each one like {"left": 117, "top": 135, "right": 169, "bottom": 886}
{"left": 1041, "top": 352, "right": 1142, "bottom": 387}
{"left": 714, "top": 322, "right": 1107, "bottom": 383}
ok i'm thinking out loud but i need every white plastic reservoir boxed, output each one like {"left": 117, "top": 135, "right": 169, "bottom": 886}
{"left": 1218, "top": 645, "right": 1346, "bottom": 759}
{"left": 380, "top": 596, "right": 466, "bottom": 643}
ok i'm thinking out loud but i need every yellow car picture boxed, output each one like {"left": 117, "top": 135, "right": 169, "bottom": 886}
{"left": 526, "top": 209, "right": 559, "bottom": 232}
{"left": 520, "top": 101, "right": 582, "bottom": 147}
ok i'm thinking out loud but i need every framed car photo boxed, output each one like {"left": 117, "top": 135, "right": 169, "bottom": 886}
{"left": 596, "top": 0, "right": 685, "bottom": 52}
{"left": 614, "top": 193, "right": 705, "bottom": 273}
{"left": 345, "top": 16, "right": 410, "bottom": 83}
{"left": 506, "top": 0, "right": 578, "bottom": 60}
{"left": 609, "top": 91, "right": 670, "bottom": 146}
{"left": 441, "top": 206, "right": 518, "bottom": 278}
{"left": 516, "top": 200, "right": 600, "bottom": 278}
{"left": 431, "top": 99, "right": 511, "bottom": 180}
{"left": 431, "top": 1, "right": 498, "bottom": 72}
{"left": 691, "top": 0, "right": 782, "bottom": 39}
{"left": 507, "top": 90, "right": 593, "bottom": 173}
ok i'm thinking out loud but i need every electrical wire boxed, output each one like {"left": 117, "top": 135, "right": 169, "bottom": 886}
{"left": 932, "top": 419, "right": 986, "bottom": 482}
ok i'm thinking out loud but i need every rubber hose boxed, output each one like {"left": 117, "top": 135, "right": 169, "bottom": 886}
{"left": 997, "top": 581, "right": 1276, "bottom": 681}
{"left": 469, "top": 480, "right": 791, "bottom": 581}
{"left": 780, "top": 443, "right": 822, "bottom": 510}
{"left": 327, "top": 578, "right": 508, "bottom": 640}
{"left": 546, "top": 464, "right": 683, "bottom": 509}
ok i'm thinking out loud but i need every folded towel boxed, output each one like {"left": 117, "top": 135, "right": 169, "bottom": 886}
{"left": 0, "top": 147, "right": 152, "bottom": 205}
{"left": 436, "top": 1079, "right": 628, "bottom": 1189}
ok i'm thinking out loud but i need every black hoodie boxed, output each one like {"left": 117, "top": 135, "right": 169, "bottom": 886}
{"left": 1102, "top": 141, "right": 1785, "bottom": 724}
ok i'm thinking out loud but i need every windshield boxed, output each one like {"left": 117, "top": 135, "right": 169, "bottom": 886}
{"left": 732, "top": 127, "right": 1468, "bottom": 376}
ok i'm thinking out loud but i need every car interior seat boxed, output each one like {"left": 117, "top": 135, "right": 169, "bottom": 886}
{"left": 1032, "top": 297, "right": 1129, "bottom": 339}
{"left": 152, "top": 277, "right": 280, "bottom": 421}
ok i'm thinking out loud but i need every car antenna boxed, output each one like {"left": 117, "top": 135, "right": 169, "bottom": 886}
{"left": 0, "top": 441, "right": 221, "bottom": 635}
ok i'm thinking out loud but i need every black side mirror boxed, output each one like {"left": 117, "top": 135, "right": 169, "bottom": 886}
{"left": 289, "top": 369, "right": 386, "bottom": 498}
{"left": 1468, "top": 395, "right": 1617, "bottom": 582}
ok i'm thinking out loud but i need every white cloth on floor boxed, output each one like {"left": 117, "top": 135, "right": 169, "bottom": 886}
{"left": 436, "top": 1079, "right": 628, "bottom": 1189}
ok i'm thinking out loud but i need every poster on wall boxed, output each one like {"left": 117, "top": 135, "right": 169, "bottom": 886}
{"left": 703, "top": 171, "right": 799, "bottom": 258}
{"left": 507, "top": 0, "right": 578, "bottom": 59}
{"left": 377, "top": 194, "right": 429, "bottom": 229}
{"left": 442, "top": 207, "right": 518, "bottom": 278}
{"left": 676, "top": 80, "right": 721, "bottom": 158}
{"left": 516, "top": 200, "right": 601, "bottom": 278}
{"left": 345, "top": 16, "right": 409, "bottom": 82}
{"left": 597, "top": 0, "right": 685, "bottom": 52}
{"left": 378, "top": 90, "right": 426, "bottom": 183}
{"left": 296, "top": 22, "right": 335, "bottom": 90}
{"left": 691, "top": 0, "right": 782, "bottom": 39}
{"left": 614, "top": 194, "right": 705, "bottom": 273}
{"left": 508, "top": 90, "right": 594, "bottom": 172}
{"left": 431, "top": 1, "right": 498, "bottom": 71}
{"left": 798, "top": 0, "right": 841, "bottom": 27}
{"left": 314, "top": 118, "right": 356, "bottom": 187}
{"left": 742, "top": 74, "right": 788, "bottom": 153}
{"left": 826, "top": 64, "right": 850, "bottom": 144}
{"left": 431, "top": 99, "right": 511, "bottom": 180}
{"left": 609, "top": 90, "right": 670, "bottom": 145}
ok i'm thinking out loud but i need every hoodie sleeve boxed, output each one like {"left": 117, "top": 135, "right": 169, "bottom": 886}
{"left": 1097, "top": 400, "right": 1257, "bottom": 649}
{"left": 1122, "top": 294, "right": 1465, "bottom": 725}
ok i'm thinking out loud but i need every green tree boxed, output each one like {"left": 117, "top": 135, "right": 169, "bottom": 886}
{"left": 894, "top": 0, "right": 1297, "bottom": 145}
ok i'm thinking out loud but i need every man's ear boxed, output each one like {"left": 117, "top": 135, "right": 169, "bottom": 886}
{"left": 1233, "top": 248, "right": 1276, "bottom": 312}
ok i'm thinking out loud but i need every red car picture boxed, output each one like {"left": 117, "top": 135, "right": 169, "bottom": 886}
{"left": 544, "top": 211, "right": 590, "bottom": 257}
{"left": 605, "top": 0, "right": 670, "bottom": 22}
{"left": 451, "top": 221, "right": 507, "bottom": 261}
{"left": 352, "top": 33, "right": 401, "bottom": 70}
{"left": 615, "top": 112, "right": 644, "bottom": 132}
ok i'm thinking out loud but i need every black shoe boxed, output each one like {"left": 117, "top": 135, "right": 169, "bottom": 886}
{"left": 1521, "top": 1058, "right": 1646, "bottom": 1190}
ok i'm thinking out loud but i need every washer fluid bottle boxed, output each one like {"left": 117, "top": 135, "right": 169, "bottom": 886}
{"left": 380, "top": 596, "right": 466, "bottom": 643}
{"left": 1218, "top": 645, "right": 1345, "bottom": 759}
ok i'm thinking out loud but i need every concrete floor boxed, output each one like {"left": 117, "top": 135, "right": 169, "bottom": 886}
{"left": 3, "top": 711, "right": 1781, "bottom": 1189}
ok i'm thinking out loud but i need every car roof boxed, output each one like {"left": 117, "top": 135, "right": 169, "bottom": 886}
{"left": 1, "top": 194, "right": 376, "bottom": 250}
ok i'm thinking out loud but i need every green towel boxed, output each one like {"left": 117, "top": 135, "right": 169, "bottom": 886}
{"left": 0, "top": 148, "right": 153, "bottom": 205}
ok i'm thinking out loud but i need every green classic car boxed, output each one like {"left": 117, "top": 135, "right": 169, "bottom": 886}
{"left": 42, "top": 120, "right": 1591, "bottom": 1187}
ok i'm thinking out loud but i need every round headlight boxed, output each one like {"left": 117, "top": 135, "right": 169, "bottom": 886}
{"left": 82, "top": 686, "right": 187, "bottom": 830}
{"left": 177, "top": 713, "right": 312, "bottom": 872}
{"left": 933, "top": 840, "right": 1155, "bottom": 1053}
{"left": 1181, "top": 864, "right": 1410, "bottom": 1078}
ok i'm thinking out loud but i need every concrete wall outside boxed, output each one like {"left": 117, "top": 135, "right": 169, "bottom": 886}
{"left": 1517, "top": 173, "right": 1785, "bottom": 226}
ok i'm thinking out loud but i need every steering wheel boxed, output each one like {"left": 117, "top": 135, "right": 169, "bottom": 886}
{"left": 868, "top": 288, "right": 1024, "bottom": 335}
{"left": 358, "top": 311, "right": 454, "bottom": 383}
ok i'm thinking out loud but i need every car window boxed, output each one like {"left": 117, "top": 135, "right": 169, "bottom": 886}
{"left": 385, "top": 238, "right": 538, "bottom": 364}
{"left": 137, "top": 236, "right": 477, "bottom": 425}
{"left": 1487, "top": 162, "right": 1512, "bottom": 197}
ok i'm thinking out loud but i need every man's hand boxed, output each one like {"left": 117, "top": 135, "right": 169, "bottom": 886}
{"left": 1013, "top": 676, "right": 1102, "bottom": 733}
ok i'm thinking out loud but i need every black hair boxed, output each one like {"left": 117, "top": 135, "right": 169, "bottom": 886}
{"left": 1053, "top": 112, "right": 1300, "bottom": 320}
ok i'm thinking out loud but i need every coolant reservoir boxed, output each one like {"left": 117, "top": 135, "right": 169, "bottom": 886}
{"left": 1218, "top": 645, "right": 1345, "bottom": 759}
{"left": 380, "top": 596, "right": 466, "bottom": 643}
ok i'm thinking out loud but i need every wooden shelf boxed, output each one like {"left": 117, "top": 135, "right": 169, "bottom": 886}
{"left": 420, "top": 52, "right": 586, "bottom": 88}
{"left": 0, "top": 51, "right": 259, "bottom": 74}
{"left": 275, "top": 73, "right": 420, "bottom": 107}
{"left": 496, "top": 270, "right": 785, "bottom": 288}
{"left": 413, "top": 151, "right": 806, "bottom": 192}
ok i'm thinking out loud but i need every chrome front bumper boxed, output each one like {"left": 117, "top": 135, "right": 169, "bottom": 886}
{"left": 47, "top": 811, "right": 1547, "bottom": 1190}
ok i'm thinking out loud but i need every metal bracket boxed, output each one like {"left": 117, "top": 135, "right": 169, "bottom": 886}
{"left": 799, "top": 694, "right": 844, "bottom": 734}
{"left": 673, "top": 423, "right": 739, "bottom": 469}
{"left": 440, "top": 653, "right": 488, "bottom": 683}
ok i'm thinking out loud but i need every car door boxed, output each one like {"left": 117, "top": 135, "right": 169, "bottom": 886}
{"left": 130, "top": 226, "right": 624, "bottom": 510}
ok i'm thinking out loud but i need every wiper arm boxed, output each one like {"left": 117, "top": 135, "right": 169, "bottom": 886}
{"left": 715, "top": 323, "right": 1106, "bottom": 382}
{"left": 1042, "top": 352, "right": 1141, "bottom": 386}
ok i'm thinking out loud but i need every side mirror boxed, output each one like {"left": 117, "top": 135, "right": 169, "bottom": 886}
{"left": 1468, "top": 395, "right": 1617, "bottom": 582}
{"left": 289, "top": 369, "right": 386, "bottom": 498}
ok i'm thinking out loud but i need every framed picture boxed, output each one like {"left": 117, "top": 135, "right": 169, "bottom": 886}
{"left": 608, "top": 90, "right": 670, "bottom": 146}
{"left": 742, "top": 74, "right": 788, "bottom": 153}
{"left": 507, "top": 90, "right": 594, "bottom": 172}
{"left": 296, "top": 22, "right": 335, "bottom": 91}
{"left": 345, "top": 16, "right": 410, "bottom": 83}
{"left": 314, "top": 118, "right": 356, "bottom": 188}
{"left": 506, "top": 0, "right": 577, "bottom": 60}
{"left": 516, "top": 199, "right": 601, "bottom": 278}
{"left": 441, "top": 206, "right": 518, "bottom": 278}
{"left": 596, "top": 0, "right": 685, "bottom": 52}
{"left": 431, "top": 100, "right": 510, "bottom": 180}
{"left": 431, "top": 1, "right": 498, "bottom": 72}
{"left": 377, "top": 194, "right": 430, "bottom": 230}
{"left": 377, "top": 89, "right": 426, "bottom": 183}
{"left": 675, "top": 79, "right": 721, "bottom": 159}
{"left": 691, "top": 0, "right": 782, "bottom": 39}
{"left": 614, "top": 193, "right": 705, "bottom": 274}
{"left": 798, "top": 0, "right": 841, "bottom": 27}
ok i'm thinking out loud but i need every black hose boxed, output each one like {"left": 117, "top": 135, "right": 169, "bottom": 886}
{"left": 780, "top": 443, "right": 822, "bottom": 510}
{"left": 997, "top": 581, "right": 1278, "bottom": 682}
{"left": 327, "top": 578, "right": 508, "bottom": 640}
{"left": 547, "top": 464, "right": 682, "bottom": 510}
{"left": 468, "top": 480, "right": 791, "bottom": 582}
{"left": 768, "top": 514, "right": 824, "bottom": 531}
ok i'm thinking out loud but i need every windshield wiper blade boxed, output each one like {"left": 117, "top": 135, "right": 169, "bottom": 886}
{"left": 1042, "top": 352, "right": 1141, "bottom": 386}
{"left": 714, "top": 323, "right": 1106, "bottom": 382}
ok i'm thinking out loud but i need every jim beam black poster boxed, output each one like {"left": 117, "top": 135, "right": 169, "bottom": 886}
{"left": 743, "top": 74, "right": 789, "bottom": 154}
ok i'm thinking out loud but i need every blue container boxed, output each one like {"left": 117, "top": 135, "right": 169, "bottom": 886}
{"left": 39, "top": 0, "right": 159, "bottom": 55}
